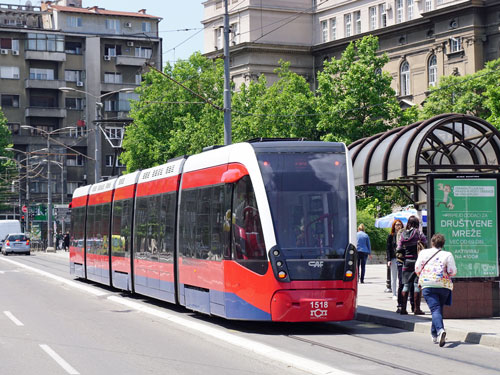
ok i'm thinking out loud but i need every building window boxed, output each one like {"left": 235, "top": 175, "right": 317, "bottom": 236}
{"left": 104, "top": 72, "right": 122, "bottom": 84}
{"left": 104, "top": 44, "right": 121, "bottom": 57}
{"left": 0, "top": 66, "right": 20, "bottom": 79}
{"left": 104, "top": 100, "right": 118, "bottom": 112}
{"left": 65, "top": 69, "right": 84, "bottom": 82}
{"left": 1, "top": 94, "right": 19, "bottom": 108}
{"left": 379, "top": 4, "right": 387, "bottom": 27}
{"left": 65, "top": 41, "right": 82, "bottom": 54}
{"left": 425, "top": 0, "right": 433, "bottom": 12}
{"left": 230, "top": 22, "right": 239, "bottom": 44}
{"left": 428, "top": 55, "right": 437, "bottom": 87}
{"left": 396, "top": 0, "right": 404, "bottom": 23}
{"left": 135, "top": 74, "right": 142, "bottom": 85}
{"left": 29, "top": 68, "right": 54, "bottom": 80}
{"left": 449, "top": 37, "right": 463, "bottom": 53}
{"left": 134, "top": 47, "right": 152, "bottom": 58}
{"left": 105, "top": 127, "right": 123, "bottom": 140}
{"left": 67, "top": 154, "right": 84, "bottom": 167}
{"left": 69, "top": 127, "right": 85, "bottom": 138}
{"left": 330, "top": 18, "right": 336, "bottom": 40}
{"left": 407, "top": 0, "right": 414, "bottom": 20}
{"left": 142, "top": 22, "right": 151, "bottom": 32}
{"left": 66, "top": 16, "right": 82, "bottom": 28}
{"left": 214, "top": 27, "right": 222, "bottom": 49}
{"left": 105, "top": 155, "right": 114, "bottom": 167}
{"left": 26, "top": 33, "right": 64, "bottom": 52}
{"left": 7, "top": 123, "right": 20, "bottom": 135}
{"left": 1, "top": 38, "right": 18, "bottom": 51}
{"left": 369, "top": 7, "right": 377, "bottom": 30}
{"left": 65, "top": 97, "right": 85, "bottom": 110}
{"left": 321, "top": 20, "right": 328, "bottom": 43}
{"left": 354, "top": 11, "right": 361, "bottom": 34}
{"left": 67, "top": 182, "right": 79, "bottom": 195}
{"left": 400, "top": 61, "right": 410, "bottom": 96}
{"left": 344, "top": 14, "right": 352, "bottom": 37}
{"left": 105, "top": 19, "right": 120, "bottom": 32}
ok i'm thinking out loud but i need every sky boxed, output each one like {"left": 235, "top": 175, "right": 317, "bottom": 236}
{"left": 32, "top": 0, "right": 205, "bottom": 65}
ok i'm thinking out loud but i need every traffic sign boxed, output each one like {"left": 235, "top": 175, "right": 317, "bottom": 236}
{"left": 22, "top": 205, "right": 27, "bottom": 213}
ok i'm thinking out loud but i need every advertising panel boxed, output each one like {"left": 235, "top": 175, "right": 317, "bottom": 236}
{"left": 428, "top": 174, "right": 499, "bottom": 278}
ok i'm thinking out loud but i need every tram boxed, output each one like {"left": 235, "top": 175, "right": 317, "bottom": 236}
{"left": 70, "top": 140, "right": 358, "bottom": 322}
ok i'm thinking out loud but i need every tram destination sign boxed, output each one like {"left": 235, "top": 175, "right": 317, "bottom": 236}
{"left": 428, "top": 174, "right": 499, "bottom": 279}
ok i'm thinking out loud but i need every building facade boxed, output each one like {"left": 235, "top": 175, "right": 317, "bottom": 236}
{"left": 0, "top": 0, "right": 161, "bottom": 229}
{"left": 203, "top": 0, "right": 500, "bottom": 106}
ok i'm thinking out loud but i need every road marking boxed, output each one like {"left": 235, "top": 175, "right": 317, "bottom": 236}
{"left": 2, "top": 257, "right": 354, "bottom": 375}
{"left": 0, "top": 257, "right": 107, "bottom": 297}
{"left": 40, "top": 344, "right": 79, "bottom": 375}
{"left": 4, "top": 311, "right": 24, "bottom": 326}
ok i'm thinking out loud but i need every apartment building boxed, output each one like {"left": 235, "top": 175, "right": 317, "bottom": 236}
{"left": 203, "top": 0, "right": 500, "bottom": 105}
{"left": 0, "top": 0, "right": 161, "bottom": 225}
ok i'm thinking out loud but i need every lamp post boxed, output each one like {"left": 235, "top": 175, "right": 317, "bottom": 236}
{"left": 59, "top": 87, "right": 135, "bottom": 183}
{"left": 42, "top": 159, "right": 65, "bottom": 235}
{"left": 5, "top": 147, "right": 48, "bottom": 234}
{"left": 20, "top": 125, "right": 75, "bottom": 252}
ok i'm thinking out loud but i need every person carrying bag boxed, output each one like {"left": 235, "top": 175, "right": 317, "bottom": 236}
{"left": 415, "top": 233, "right": 457, "bottom": 347}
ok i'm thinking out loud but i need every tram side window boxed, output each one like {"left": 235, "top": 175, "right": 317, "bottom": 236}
{"left": 232, "top": 176, "right": 268, "bottom": 275}
{"left": 134, "top": 196, "right": 149, "bottom": 259}
{"left": 121, "top": 199, "right": 133, "bottom": 257}
{"left": 70, "top": 206, "right": 85, "bottom": 248}
{"left": 85, "top": 204, "right": 95, "bottom": 253}
{"left": 179, "top": 184, "right": 230, "bottom": 261}
{"left": 111, "top": 200, "right": 125, "bottom": 257}
{"left": 160, "top": 192, "right": 176, "bottom": 261}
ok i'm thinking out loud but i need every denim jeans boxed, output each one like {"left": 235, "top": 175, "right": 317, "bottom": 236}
{"left": 422, "top": 287, "right": 451, "bottom": 337}
{"left": 358, "top": 252, "right": 369, "bottom": 282}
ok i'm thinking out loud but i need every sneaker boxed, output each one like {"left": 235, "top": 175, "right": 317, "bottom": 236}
{"left": 392, "top": 295, "right": 398, "bottom": 300}
{"left": 438, "top": 329, "right": 446, "bottom": 347}
{"left": 431, "top": 335, "right": 438, "bottom": 344}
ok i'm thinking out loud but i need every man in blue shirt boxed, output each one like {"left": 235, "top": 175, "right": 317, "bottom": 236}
{"left": 356, "top": 224, "right": 371, "bottom": 283}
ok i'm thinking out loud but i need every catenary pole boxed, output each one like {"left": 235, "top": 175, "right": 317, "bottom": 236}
{"left": 223, "top": 0, "right": 232, "bottom": 145}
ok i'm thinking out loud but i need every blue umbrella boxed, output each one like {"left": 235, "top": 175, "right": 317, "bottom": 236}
{"left": 375, "top": 209, "right": 427, "bottom": 228}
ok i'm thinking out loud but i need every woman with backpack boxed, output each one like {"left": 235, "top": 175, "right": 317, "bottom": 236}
{"left": 396, "top": 215, "right": 427, "bottom": 315}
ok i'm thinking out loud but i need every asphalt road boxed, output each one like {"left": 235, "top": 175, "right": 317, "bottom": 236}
{"left": 1, "top": 253, "right": 499, "bottom": 375}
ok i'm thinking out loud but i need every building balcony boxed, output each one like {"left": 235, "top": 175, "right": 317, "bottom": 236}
{"left": 25, "top": 107, "right": 67, "bottom": 118}
{"left": 100, "top": 82, "right": 139, "bottom": 92}
{"left": 115, "top": 55, "right": 147, "bottom": 66}
{"left": 25, "top": 50, "right": 66, "bottom": 61}
{"left": 25, "top": 79, "right": 66, "bottom": 90}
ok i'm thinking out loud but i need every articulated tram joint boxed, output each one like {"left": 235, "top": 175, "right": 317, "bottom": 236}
{"left": 269, "top": 245, "right": 290, "bottom": 282}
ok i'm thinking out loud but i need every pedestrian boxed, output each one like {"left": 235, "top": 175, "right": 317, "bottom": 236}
{"left": 416, "top": 233, "right": 457, "bottom": 347}
{"left": 356, "top": 223, "right": 371, "bottom": 284}
{"left": 396, "top": 215, "right": 427, "bottom": 315}
{"left": 386, "top": 219, "right": 403, "bottom": 310}
{"left": 63, "top": 232, "right": 70, "bottom": 251}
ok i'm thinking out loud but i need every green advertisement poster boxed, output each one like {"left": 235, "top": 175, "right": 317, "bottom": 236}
{"left": 433, "top": 178, "right": 499, "bottom": 278}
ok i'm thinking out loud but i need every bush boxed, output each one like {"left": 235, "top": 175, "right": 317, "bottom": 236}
{"left": 357, "top": 209, "right": 388, "bottom": 255}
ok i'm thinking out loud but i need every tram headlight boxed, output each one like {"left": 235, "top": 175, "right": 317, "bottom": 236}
{"left": 278, "top": 271, "right": 287, "bottom": 279}
{"left": 273, "top": 250, "right": 280, "bottom": 256}
{"left": 348, "top": 260, "right": 353, "bottom": 265}
{"left": 276, "top": 261, "right": 283, "bottom": 267}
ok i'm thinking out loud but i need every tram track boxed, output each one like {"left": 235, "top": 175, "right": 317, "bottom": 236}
{"left": 288, "top": 335, "right": 432, "bottom": 375}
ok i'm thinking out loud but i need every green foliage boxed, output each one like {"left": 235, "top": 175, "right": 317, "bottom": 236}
{"left": 357, "top": 208, "right": 388, "bottom": 254}
{"left": 420, "top": 58, "right": 500, "bottom": 124}
{"left": 316, "top": 35, "right": 402, "bottom": 144}
{"left": 356, "top": 185, "right": 413, "bottom": 217}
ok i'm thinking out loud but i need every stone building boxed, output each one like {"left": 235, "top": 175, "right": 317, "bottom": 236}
{"left": 203, "top": 0, "right": 500, "bottom": 106}
{"left": 0, "top": 0, "right": 161, "bottom": 228}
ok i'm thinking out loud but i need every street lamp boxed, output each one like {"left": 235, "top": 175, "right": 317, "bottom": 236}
{"left": 20, "top": 125, "right": 75, "bottom": 252}
{"left": 4, "top": 147, "right": 49, "bottom": 234}
{"left": 42, "top": 159, "right": 66, "bottom": 235}
{"left": 59, "top": 87, "right": 136, "bottom": 183}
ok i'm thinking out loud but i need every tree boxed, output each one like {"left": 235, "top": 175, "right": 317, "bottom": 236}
{"left": 420, "top": 58, "right": 500, "bottom": 123}
{"left": 0, "top": 107, "right": 14, "bottom": 211}
{"left": 121, "top": 52, "right": 225, "bottom": 172}
{"left": 316, "top": 35, "right": 403, "bottom": 144}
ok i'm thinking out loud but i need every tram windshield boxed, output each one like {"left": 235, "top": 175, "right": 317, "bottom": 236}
{"left": 257, "top": 152, "right": 349, "bottom": 259}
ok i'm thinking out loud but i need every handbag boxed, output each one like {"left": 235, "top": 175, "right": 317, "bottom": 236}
{"left": 417, "top": 249, "right": 441, "bottom": 287}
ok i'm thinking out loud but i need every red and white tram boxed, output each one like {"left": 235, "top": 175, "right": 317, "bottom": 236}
{"left": 70, "top": 140, "right": 358, "bottom": 321}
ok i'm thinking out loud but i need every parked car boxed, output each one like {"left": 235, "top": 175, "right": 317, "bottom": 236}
{"left": 2, "top": 233, "right": 30, "bottom": 256}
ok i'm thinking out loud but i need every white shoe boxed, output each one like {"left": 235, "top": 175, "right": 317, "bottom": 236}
{"left": 392, "top": 295, "right": 398, "bottom": 300}
{"left": 437, "top": 329, "right": 446, "bottom": 347}
{"left": 431, "top": 335, "right": 438, "bottom": 344}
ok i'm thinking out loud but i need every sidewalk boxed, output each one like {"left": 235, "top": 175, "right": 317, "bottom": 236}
{"left": 357, "top": 264, "right": 500, "bottom": 349}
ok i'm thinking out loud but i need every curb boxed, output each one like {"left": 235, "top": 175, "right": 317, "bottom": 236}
{"left": 356, "top": 306, "right": 500, "bottom": 349}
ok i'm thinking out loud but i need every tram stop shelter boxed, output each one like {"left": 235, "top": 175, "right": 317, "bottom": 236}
{"left": 348, "top": 113, "right": 500, "bottom": 318}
